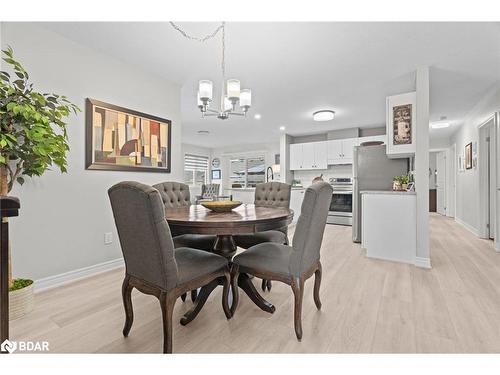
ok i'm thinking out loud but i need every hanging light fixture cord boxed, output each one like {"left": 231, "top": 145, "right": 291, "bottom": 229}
{"left": 169, "top": 22, "right": 225, "bottom": 78}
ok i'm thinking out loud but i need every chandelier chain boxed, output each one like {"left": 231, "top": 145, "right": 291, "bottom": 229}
{"left": 169, "top": 21, "right": 226, "bottom": 79}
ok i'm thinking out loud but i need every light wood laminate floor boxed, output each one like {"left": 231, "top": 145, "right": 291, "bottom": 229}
{"left": 11, "top": 214, "right": 500, "bottom": 353}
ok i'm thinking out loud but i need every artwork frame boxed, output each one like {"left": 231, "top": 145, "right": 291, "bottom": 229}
{"left": 211, "top": 169, "right": 221, "bottom": 180}
{"left": 386, "top": 92, "right": 416, "bottom": 156}
{"left": 86, "top": 98, "right": 172, "bottom": 173}
{"left": 465, "top": 142, "right": 473, "bottom": 170}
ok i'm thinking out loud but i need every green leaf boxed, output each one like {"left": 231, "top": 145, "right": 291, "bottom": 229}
{"left": 17, "top": 176, "right": 25, "bottom": 185}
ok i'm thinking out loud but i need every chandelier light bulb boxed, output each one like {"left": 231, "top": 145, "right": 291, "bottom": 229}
{"left": 223, "top": 95, "right": 233, "bottom": 112}
{"left": 227, "top": 79, "right": 241, "bottom": 102}
{"left": 240, "top": 89, "right": 252, "bottom": 109}
{"left": 199, "top": 80, "right": 213, "bottom": 102}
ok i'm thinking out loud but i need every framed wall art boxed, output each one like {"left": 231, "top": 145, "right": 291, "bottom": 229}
{"left": 386, "top": 91, "right": 416, "bottom": 157}
{"left": 86, "top": 98, "right": 172, "bottom": 173}
{"left": 465, "top": 142, "right": 472, "bottom": 170}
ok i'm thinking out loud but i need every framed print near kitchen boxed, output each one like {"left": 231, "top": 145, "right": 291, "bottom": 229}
{"left": 465, "top": 142, "right": 473, "bottom": 170}
{"left": 386, "top": 92, "right": 416, "bottom": 157}
{"left": 86, "top": 98, "right": 171, "bottom": 173}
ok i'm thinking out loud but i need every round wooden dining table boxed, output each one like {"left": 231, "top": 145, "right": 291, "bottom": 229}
{"left": 165, "top": 203, "right": 293, "bottom": 324}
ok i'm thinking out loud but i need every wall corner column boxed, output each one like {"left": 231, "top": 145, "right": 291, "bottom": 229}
{"left": 415, "top": 66, "right": 431, "bottom": 267}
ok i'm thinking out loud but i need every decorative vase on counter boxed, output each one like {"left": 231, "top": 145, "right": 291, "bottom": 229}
{"left": 393, "top": 181, "right": 402, "bottom": 191}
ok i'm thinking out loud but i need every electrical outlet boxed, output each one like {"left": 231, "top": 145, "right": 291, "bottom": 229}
{"left": 104, "top": 232, "right": 113, "bottom": 245}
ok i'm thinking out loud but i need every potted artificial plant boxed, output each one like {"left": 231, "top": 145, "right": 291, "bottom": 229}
{"left": 392, "top": 175, "right": 410, "bottom": 191}
{"left": 0, "top": 46, "right": 80, "bottom": 319}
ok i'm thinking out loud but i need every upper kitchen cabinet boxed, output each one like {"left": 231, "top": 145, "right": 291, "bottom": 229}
{"left": 327, "top": 138, "right": 359, "bottom": 165}
{"left": 386, "top": 92, "right": 416, "bottom": 157}
{"left": 289, "top": 141, "right": 327, "bottom": 170}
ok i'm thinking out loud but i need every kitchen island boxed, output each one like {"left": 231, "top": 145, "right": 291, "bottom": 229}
{"left": 361, "top": 190, "right": 416, "bottom": 265}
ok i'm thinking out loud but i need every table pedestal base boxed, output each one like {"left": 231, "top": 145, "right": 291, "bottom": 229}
{"left": 180, "top": 234, "right": 275, "bottom": 325}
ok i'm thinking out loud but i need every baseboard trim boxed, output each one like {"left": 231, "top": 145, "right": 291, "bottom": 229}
{"left": 455, "top": 217, "right": 480, "bottom": 237}
{"left": 414, "top": 257, "right": 432, "bottom": 269}
{"left": 34, "top": 258, "right": 124, "bottom": 293}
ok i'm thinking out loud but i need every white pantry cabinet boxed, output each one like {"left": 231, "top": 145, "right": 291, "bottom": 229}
{"left": 289, "top": 141, "right": 327, "bottom": 170}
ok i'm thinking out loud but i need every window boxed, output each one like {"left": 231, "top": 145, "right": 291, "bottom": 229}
{"left": 229, "top": 155, "right": 265, "bottom": 188}
{"left": 184, "top": 154, "right": 209, "bottom": 186}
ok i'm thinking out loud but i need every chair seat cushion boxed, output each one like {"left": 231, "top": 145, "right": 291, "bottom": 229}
{"left": 234, "top": 230, "right": 287, "bottom": 249}
{"left": 173, "top": 234, "right": 216, "bottom": 251}
{"left": 175, "top": 247, "right": 228, "bottom": 285}
{"left": 232, "top": 242, "right": 294, "bottom": 277}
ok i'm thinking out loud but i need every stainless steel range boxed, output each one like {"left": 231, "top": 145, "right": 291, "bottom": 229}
{"left": 327, "top": 177, "right": 353, "bottom": 226}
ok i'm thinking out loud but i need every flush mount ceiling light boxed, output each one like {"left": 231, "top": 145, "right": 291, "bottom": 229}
{"left": 430, "top": 122, "right": 450, "bottom": 129}
{"left": 313, "top": 110, "right": 335, "bottom": 122}
{"left": 254, "top": 114, "right": 262, "bottom": 120}
{"left": 171, "top": 22, "right": 252, "bottom": 121}
{"left": 279, "top": 126, "right": 286, "bottom": 131}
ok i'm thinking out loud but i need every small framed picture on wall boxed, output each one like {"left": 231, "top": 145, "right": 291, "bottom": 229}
{"left": 211, "top": 169, "right": 221, "bottom": 180}
{"left": 465, "top": 142, "right": 473, "bottom": 170}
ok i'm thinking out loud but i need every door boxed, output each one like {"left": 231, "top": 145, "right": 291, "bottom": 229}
{"left": 327, "top": 140, "right": 343, "bottom": 164}
{"left": 436, "top": 151, "right": 446, "bottom": 215}
{"left": 314, "top": 141, "right": 328, "bottom": 169}
{"left": 290, "top": 143, "right": 302, "bottom": 170}
{"left": 341, "top": 138, "right": 358, "bottom": 164}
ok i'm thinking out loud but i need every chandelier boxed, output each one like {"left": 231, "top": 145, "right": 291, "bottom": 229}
{"left": 170, "top": 22, "right": 252, "bottom": 120}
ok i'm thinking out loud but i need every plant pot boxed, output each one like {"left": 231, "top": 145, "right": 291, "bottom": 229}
{"left": 402, "top": 183, "right": 408, "bottom": 191}
{"left": 393, "top": 181, "right": 402, "bottom": 191}
{"left": 9, "top": 281, "right": 34, "bottom": 320}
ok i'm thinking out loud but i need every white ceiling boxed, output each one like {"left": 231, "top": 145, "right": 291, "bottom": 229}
{"left": 40, "top": 22, "right": 500, "bottom": 148}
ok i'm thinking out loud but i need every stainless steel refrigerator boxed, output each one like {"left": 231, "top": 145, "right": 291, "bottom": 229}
{"left": 352, "top": 145, "right": 409, "bottom": 243}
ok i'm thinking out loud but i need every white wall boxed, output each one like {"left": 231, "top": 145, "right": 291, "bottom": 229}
{"left": 452, "top": 84, "right": 500, "bottom": 234}
{"left": 2, "top": 23, "right": 182, "bottom": 281}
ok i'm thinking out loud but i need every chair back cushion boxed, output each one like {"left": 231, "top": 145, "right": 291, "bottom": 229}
{"left": 108, "top": 181, "right": 178, "bottom": 290}
{"left": 202, "top": 183, "right": 220, "bottom": 198}
{"left": 290, "top": 181, "right": 333, "bottom": 276}
{"left": 153, "top": 181, "right": 191, "bottom": 208}
{"left": 254, "top": 182, "right": 291, "bottom": 208}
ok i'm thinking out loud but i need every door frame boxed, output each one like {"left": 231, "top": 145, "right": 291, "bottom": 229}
{"left": 478, "top": 114, "right": 497, "bottom": 241}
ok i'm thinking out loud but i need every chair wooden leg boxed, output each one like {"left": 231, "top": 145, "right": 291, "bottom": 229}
{"left": 121, "top": 275, "right": 134, "bottom": 337}
{"left": 160, "top": 291, "right": 175, "bottom": 354}
{"left": 191, "top": 289, "right": 198, "bottom": 302}
{"left": 291, "top": 277, "right": 304, "bottom": 341}
{"left": 261, "top": 279, "right": 267, "bottom": 292}
{"left": 230, "top": 264, "right": 240, "bottom": 316}
{"left": 313, "top": 262, "right": 322, "bottom": 310}
{"left": 222, "top": 271, "right": 232, "bottom": 319}
{"left": 180, "top": 293, "right": 187, "bottom": 302}
{"left": 266, "top": 280, "right": 272, "bottom": 291}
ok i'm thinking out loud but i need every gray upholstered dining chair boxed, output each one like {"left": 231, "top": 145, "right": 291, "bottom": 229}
{"left": 233, "top": 181, "right": 292, "bottom": 291}
{"left": 195, "top": 183, "right": 220, "bottom": 203}
{"left": 230, "top": 181, "right": 333, "bottom": 341}
{"left": 153, "top": 181, "right": 217, "bottom": 302}
{"left": 108, "top": 181, "right": 231, "bottom": 354}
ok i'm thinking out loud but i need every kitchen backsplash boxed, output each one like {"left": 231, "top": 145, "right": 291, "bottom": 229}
{"left": 293, "top": 164, "right": 353, "bottom": 187}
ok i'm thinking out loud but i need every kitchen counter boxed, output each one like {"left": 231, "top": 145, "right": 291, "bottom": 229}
{"left": 361, "top": 191, "right": 416, "bottom": 265}
{"left": 360, "top": 190, "right": 415, "bottom": 195}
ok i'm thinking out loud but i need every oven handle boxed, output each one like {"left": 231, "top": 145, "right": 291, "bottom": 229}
{"left": 332, "top": 191, "right": 353, "bottom": 195}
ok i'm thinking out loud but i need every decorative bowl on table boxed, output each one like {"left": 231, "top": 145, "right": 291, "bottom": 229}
{"left": 201, "top": 200, "right": 242, "bottom": 213}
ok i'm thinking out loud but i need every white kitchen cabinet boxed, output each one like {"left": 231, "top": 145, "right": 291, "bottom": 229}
{"left": 289, "top": 141, "right": 327, "bottom": 170}
{"left": 290, "top": 143, "right": 303, "bottom": 170}
{"left": 327, "top": 138, "right": 359, "bottom": 165}
{"left": 290, "top": 188, "right": 305, "bottom": 222}
{"left": 361, "top": 191, "right": 416, "bottom": 265}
